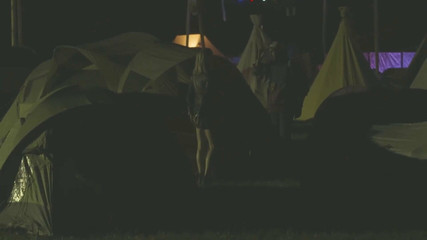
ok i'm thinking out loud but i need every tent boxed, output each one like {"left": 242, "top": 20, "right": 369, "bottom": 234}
{"left": 297, "top": 7, "right": 377, "bottom": 121}
{"left": 237, "top": 15, "right": 272, "bottom": 109}
{"left": 368, "top": 37, "right": 427, "bottom": 159}
{"left": 409, "top": 36, "right": 427, "bottom": 89}
{"left": 173, "top": 34, "right": 226, "bottom": 58}
{"left": 370, "top": 120, "right": 427, "bottom": 160}
{"left": 0, "top": 46, "right": 40, "bottom": 117}
{"left": 410, "top": 59, "right": 427, "bottom": 89}
{"left": 407, "top": 35, "right": 427, "bottom": 88}
{"left": 0, "top": 32, "right": 272, "bottom": 236}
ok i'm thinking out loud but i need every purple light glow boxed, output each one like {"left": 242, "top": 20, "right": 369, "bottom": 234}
{"left": 363, "top": 52, "right": 415, "bottom": 73}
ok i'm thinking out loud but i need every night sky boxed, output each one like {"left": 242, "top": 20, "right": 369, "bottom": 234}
{"left": 1, "top": 0, "right": 426, "bottom": 61}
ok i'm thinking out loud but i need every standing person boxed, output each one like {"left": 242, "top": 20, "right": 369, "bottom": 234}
{"left": 254, "top": 41, "right": 290, "bottom": 139}
{"left": 254, "top": 41, "right": 308, "bottom": 141}
{"left": 186, "top": 49, "right": 216, "bottom": 187}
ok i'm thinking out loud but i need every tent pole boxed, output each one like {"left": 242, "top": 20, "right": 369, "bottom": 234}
{"left": 186, "top": 0, "right": 191, "bottom": 47}
{"left": 221, "top": 0, "right": 227, "bottom": 22}
{"left": 197, "top": 0, "right": 206, "bottom": 50}
{"left": 374, "top": 0, "right": 379, "bottom": 74}
{"left": 10, "top": 0, "right": 23, "bottom": 47}
{"left": 11, "top": 0, "right": 16, "bottom": 47}
{"left": 322, "top": 0, "right": 327, "bottom": 59}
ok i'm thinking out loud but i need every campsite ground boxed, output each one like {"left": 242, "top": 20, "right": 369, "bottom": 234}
{"left": 2, "top": 173, "right": 427, "bottom": 239}
{"left": 2, "top": 176, "right": 427, "bottom": 240}
{"left": 0, "top": 172, "right": 427, "bottom": 240}
{"left": 3, "top": 122, "right": 427, "bottom": 240}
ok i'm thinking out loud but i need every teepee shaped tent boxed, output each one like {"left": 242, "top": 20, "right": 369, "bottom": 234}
{"left": 173, "top": 34, "right": 226, "bottom": 58}
{"left": 237, "top": 15, "right": 272, "bottom": 108}
{"left": 409, "top": 36, "right": 427, "bottom": 89}
{"left": 297, "top": 7, "right": 377, "bottom": 121}
{"left": 410, "top": 59, "right": 427, "bottom": 89}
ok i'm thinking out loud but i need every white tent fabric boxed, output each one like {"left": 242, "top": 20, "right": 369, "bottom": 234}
{"left": 0, "top": 32, "right": 271, "bottom": 236}
{"left": 297, "top": 7, "right": 377, "bottom": 121}
{"left": 0, "top": 32, "right": 200, "bottom": 169}
{"left": 370, "top": 121, "right": 427, "bottom": 160}
{"left": 237, "top": 15, "right": 272, "bottom": 108}
{"left": 0, "top": 132, "right": 53, "bottom": 236}
{"left": 0, "top": 33, "right": 199, "bottom": 236}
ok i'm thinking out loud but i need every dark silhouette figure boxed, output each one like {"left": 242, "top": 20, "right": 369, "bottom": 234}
{"left": 254, "top": 41, "right": 308, "bottom": 141}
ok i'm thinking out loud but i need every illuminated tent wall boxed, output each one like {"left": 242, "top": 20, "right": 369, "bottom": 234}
{"left": 236, "top": 14, "right": 272, "bottom": 109}
{"left": 0, "top": 32, "right": 271, "bottom": 236}
{"left": 173, "top": 34, "right": 226, "bottom": 58}
{"left": 363, "top": 52, "right": 415, "bottom": 73}
{"left": 297, "top": 7, "right": 377, "bottom": 121}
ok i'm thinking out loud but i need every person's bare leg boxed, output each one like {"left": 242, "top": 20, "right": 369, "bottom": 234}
{"left": 195, "top": 128, "right": 207, "bottom": 177}
{"left": 203, "top": 129, "right": 215, "bottom": 177}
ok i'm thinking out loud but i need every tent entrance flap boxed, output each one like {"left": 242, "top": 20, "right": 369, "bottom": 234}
{"left": 0, "top": 131, "right": 53, "bottom": 236}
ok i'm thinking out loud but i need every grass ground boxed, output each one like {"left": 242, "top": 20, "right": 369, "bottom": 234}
{"left": 2, "top": 229, "right": 427, "bottom": 240}
{"left": 3, "top": 120, "right": 427, "bottom": 239}
{"left": 2, "top": 177, "right": 427, "bottom": 239}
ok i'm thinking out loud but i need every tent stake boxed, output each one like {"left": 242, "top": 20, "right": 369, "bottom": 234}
{"left": 374, "top": 0, "right": 379, "bottom": 74}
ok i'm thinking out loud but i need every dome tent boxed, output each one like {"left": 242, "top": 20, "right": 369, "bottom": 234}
{"left": 0, "top": 32, "right": 273, "bottom": 236}
{"left": 368, "top": 36, "right": 427, "bottom": 160}
{"left": 0, "top": 46, "right": 40, "bottom": 118}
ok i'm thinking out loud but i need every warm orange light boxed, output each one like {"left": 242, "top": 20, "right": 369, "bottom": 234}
{"left": 172, "top": 34, "right": 226, "bottom": 57}
{"left": 173, "top": 34, "right": 203, "bottom": 48}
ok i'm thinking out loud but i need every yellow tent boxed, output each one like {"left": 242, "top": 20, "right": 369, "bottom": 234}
{"left": 297, "top": 7, "right": 377, "bottom": 121}
{"left": 236, "top": 15, "right": 272, "bottom": 109}
{"left": 173, "top": 34, "right": 226, "bottom": 58}
{"left": 409, "top": 36, "right": 427, "bottom": 89}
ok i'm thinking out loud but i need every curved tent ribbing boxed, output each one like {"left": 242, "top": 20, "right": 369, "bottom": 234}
{"left": 0, "top": 32, "right": 199, "bottom": 170}
{"left": 0, "top": 32, "right": 272, "bottom": 236}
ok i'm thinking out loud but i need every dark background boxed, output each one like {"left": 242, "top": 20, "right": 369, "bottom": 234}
{"left": 0, "top": 0, "right": 425, "bottom": 61}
